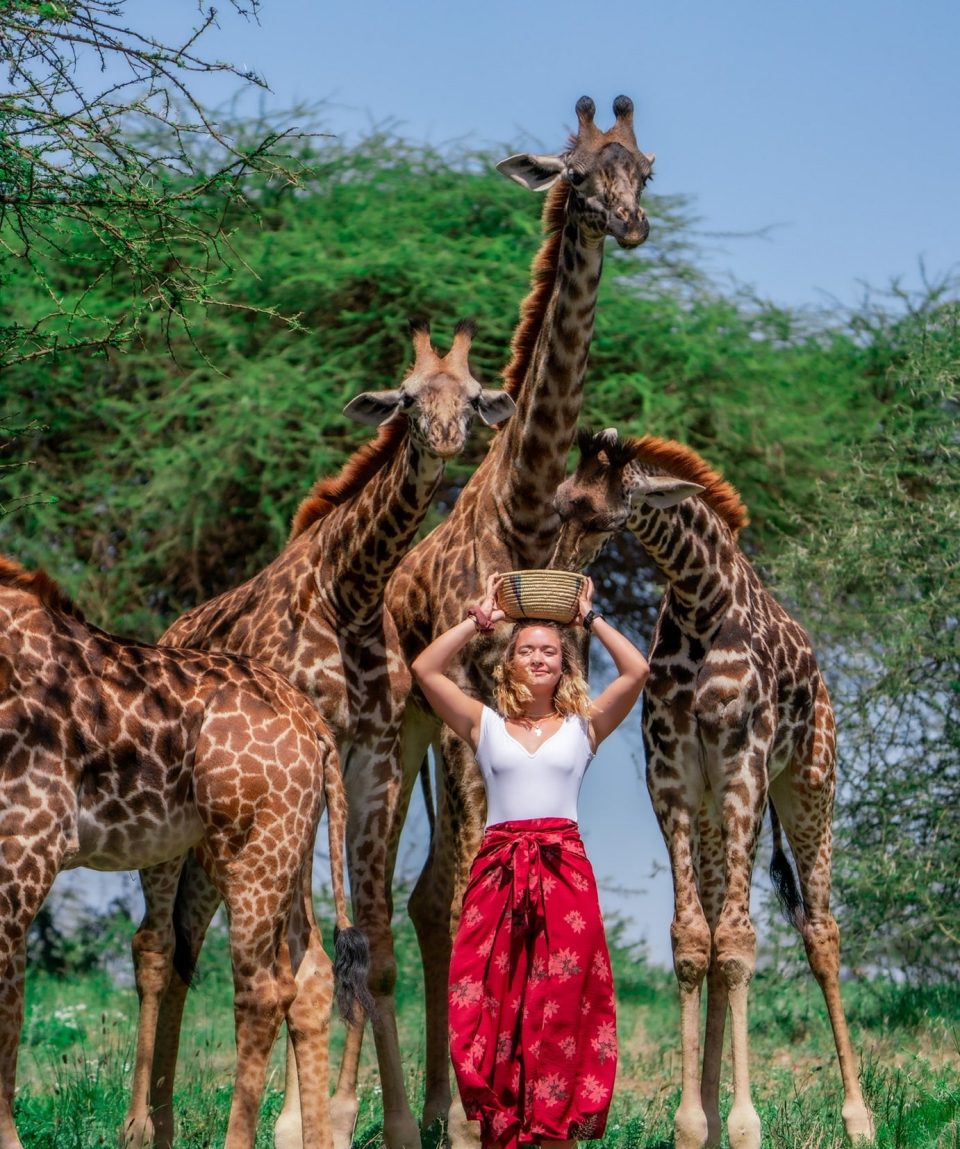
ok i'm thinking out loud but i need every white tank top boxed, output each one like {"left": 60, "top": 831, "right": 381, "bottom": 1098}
{"left": 476, "top": 705, "right": 595, "bottom": 827}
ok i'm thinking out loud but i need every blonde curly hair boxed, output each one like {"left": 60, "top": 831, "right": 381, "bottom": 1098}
{"left": 493, "top": 620, "right": 590, "bottom": 720}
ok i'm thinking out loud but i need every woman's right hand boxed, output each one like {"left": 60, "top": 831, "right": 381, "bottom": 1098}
{"left": 474, "top": 572, "right": 507, "bottom": 627}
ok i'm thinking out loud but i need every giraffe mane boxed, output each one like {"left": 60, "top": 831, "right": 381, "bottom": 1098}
{"left": 288, "top": 417, "right": 409, "bottom": 541}
{"left": 499, "top": 181, "right": 570, "bottom": 407}
{"left": 0, "top": 554, "right": 86, "bottom": 620}
{"left": 628, "top": 434, "right": 750, "bottom": 536}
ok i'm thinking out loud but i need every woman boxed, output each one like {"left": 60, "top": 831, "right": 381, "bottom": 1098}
{"left": 411, "top": 574, "right": 649, "bottom": 1149}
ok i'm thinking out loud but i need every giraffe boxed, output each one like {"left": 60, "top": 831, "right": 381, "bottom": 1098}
{"left": 124, "top": 321, "right": 514, "bottom": 1149}
{"left": 381, "top": 95, "right": 655, "bottom": 1141}
{"left": 0, "top": 555, "right": 365, "bottom": 1149}
{"left": 551, "top": 428, "right": 875, "bottom": 1149}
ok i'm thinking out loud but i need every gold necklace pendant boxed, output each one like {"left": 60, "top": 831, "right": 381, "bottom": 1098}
{"left": 523, "top": 710, "right": 557, "bottom": 737}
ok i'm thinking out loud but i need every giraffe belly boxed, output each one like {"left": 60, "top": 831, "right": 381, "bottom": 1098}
{"left": 68, "top": 805, "right": 204, "bottom": 871}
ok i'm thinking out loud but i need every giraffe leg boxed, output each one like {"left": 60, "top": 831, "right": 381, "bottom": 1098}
{"left": 697, "top": 803, "right": 728, "bottom": 1149}
{"left": 647, "top": 749, "right": 711, "bottom": 1149}
{"left": 338, "top": 735, "right": 421, "bottom": 1149}
{"left": 771, "top": 766, "right": 875, "bottom": 1144}
{"left": 276, "top": 854, "right": 335, "bottom": 1149}
{"left": 0, "top": 843, "right": 59, "bottom": 1149}
{"left": 710, "top": 758, "right": 767, "bottom": 1149}
{"left": 410, "top": 729, "right": 486, "bottom": 1149}
{"left": 121, "top": 857, "right": 183, "bottom": 1149}
{"left": 145, "top": 850, "right": 224, "bottom": 1149}
{"left": 217, "top": 832, "right": 306, "bottom": 1149}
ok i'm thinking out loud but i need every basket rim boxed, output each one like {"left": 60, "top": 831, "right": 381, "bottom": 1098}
{"left": 496, "top": 569, "right": 585, "bottom": 623}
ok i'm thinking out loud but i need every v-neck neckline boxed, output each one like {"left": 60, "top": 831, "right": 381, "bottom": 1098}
{"left": 500, "top": 713, "right": 568, "bottom": 758}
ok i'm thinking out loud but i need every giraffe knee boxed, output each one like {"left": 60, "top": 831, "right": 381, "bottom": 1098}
{"left": 714, "top": 912, "right": 757, "bottom": 974}
{"left": 130, "top": 929, "right": 173, "bottom": 997}
{"left": 366, "top": 948, "right": 398, "bottom": 998}
{"left": 672, "top": 917, "right": 711, "bottom": 989}
{"left": 802, "top": 915, "right": 841, "bottom": 984}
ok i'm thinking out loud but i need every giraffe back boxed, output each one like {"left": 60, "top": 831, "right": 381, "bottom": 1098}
{"left": 0, "top": 556, "right": 332, "bottom": 873}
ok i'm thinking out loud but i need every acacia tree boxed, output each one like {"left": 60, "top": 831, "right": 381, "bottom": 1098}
{"left": 0, "top": 0, "right": 309, "bottom": 368}
{"left": 773, "top": 286, "right": 960, "bottom": 980}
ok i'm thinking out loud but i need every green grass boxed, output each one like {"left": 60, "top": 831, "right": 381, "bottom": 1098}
{"left": 15, "top": 912, "right": 960, "bottom": 1147}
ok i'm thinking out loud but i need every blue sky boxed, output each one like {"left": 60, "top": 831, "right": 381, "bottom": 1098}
{"left": 57, "top": 1, "right": 956, "bottom": 965}
{"left": 164, "top": 0, "right": 960, "bottom": 310}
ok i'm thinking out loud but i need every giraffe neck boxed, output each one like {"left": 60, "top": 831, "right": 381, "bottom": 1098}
{"left": 485, "top": 205, "right": 605, "bottom": 564}
{"left": 312, "top": 437, "right": 445, "bottom": 623}
{"left": 629, "top": 497, "right": 742, "bottom": 628}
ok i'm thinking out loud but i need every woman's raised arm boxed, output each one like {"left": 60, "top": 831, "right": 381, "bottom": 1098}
{"left": 410, "top": 574, "right": 505, "bottom": 749}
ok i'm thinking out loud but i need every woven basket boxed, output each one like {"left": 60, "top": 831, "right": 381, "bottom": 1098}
{"left": 496, "top": 569, "right": 585, "bottom": 624}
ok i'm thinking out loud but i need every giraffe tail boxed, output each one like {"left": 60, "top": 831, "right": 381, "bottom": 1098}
{"left": 768, "top": 802, "right": 807, "bottom": 930}
{"left": 320, "top": 731, "right": 378, "bottom": 1027}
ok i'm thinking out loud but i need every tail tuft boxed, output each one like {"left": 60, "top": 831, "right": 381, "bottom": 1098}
{"left": 333, "top": 925, "right": 378, "bottom": 1028}
{"left": 768, "top": 803, "right": 807, "bottom": 931}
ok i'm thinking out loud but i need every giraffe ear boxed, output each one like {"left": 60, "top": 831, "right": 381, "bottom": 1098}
{"left": 475, "top": 390, "right": 516, "bottom": 427}
{"left": 343, "top": 390, "right": 404, "bottom": 426}
{"left": 496, "top": 153, "right": 565, "bottom": 191}
{"left": 631, "top": 475, "right": 705, "bottom": 509}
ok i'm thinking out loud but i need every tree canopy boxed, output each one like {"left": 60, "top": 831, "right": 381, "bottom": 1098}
{"left": 0, "top": 0, "right": 314, "bottom": 368}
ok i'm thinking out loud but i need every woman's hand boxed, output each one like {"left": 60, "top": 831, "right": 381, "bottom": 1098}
{"left": 575, "top": 575, "right": 595, "bottom": 625}
{"left": 469, "top": 573, "right": 507, "bottom": 632}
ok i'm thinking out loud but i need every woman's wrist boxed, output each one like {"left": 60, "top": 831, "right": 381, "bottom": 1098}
{"left": 466, "top": 606, "right": 494, "bottom": 634}
{"left": 581, "top": 609, "right": 604, "bottom": 632}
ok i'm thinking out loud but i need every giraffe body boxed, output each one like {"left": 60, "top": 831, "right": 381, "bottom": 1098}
{"left": 552, "top": 430, "right": 875, "bottom": 1148}
{"left": 130, "top": 323, "right": 512, "bottom": 1149}
{"left": 382, "top": 97, "right": 654, "bottom": 1143}
{"left": 0, "top": 556, "right": 358, "bottom": 1149}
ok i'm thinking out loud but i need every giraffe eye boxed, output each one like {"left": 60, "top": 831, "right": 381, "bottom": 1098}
{"left": 399, "top": 392, "right": 414, "bottom": 409}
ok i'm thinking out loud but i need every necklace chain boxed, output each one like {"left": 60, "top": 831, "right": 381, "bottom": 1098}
{"left": 515, "top": 710, "right": 560, "bottom": 737}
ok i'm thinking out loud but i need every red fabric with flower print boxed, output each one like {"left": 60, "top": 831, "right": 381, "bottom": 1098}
{"left": 448, "top": 818, "right": 617, "bottom": 1149}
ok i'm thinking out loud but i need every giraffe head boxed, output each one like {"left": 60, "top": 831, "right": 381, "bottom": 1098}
{"left": 496, "top": 95, "right": 655, "bottom": 248}
{"left": 552, "top": 428, "right": 704, "bottom": 566}
{"left": 343, "top": 320, "right": 515, "bottom": 458}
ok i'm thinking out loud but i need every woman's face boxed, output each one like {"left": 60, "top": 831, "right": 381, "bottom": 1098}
{"left": 510, "top": 625, "right": 564, "bottom": 694}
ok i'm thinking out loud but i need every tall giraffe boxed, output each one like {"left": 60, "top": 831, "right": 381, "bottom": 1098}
{"left": 382, "top": 95, "right": 655, "bottom": 1141}
{"left": 0, "top": 555, "right": 363, "bottom": 1149}
{"left": 551, "top": 429, "right": 875, "bottom": 1149}
{"left": 126, "top": 322, "right": 514, "bottom": 1149}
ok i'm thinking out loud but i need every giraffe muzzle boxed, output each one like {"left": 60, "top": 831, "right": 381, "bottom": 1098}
{"left": 615, "top": 212, "right": 650, "bottom": 249}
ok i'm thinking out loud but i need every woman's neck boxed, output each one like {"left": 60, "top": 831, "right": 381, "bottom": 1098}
{"left": 522, "top": 694, "right": 558, "bottom": 719}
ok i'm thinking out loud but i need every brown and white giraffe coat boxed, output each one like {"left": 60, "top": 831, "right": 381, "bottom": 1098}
{"left": 131, "top": 322, "right": 513, "bottom": 1149}
{"left": 382, "top": 96, "right": 655, "bottom": 1144}
{"left": 0, "top": 556, "right": 361, "bottom": 1149}
{"left": 552, "top": 429, "right": 875, "bottom": 1149}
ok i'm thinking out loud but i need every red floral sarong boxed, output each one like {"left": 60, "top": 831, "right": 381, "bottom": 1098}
{"left": 449, "top": 818, "right": 617, "bottom": 1148}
